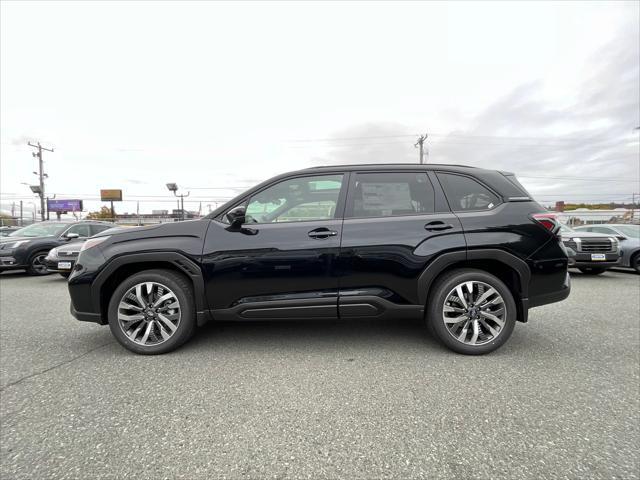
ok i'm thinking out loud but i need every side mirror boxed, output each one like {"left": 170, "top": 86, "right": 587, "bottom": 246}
{"left": 226, "top": 206, "right": 246, "bottom": 228}
{"left": 65, "top": 232, "right": 80, "bottom": 240}
{"left": 617, "top": 235, "right": 627, "bottom": 241}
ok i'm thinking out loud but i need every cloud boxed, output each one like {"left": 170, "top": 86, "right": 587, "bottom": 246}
{"left": 309, "top": 21, "right": 639, "bottom": 204}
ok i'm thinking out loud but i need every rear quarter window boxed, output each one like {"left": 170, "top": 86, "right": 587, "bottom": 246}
{"left": 437, "top": 173, "right": 501, "bottom": 212}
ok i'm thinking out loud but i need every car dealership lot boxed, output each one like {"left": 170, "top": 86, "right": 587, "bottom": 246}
{"left": 1, "top": 271, "right": 638, "bottom": 479}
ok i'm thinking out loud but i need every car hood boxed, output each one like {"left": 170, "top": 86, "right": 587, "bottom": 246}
{"left": 0, "top": 235, "right": 40, "bottom": 244}
{"left": 562, "top": 231, "right": 616, "bottom": 239}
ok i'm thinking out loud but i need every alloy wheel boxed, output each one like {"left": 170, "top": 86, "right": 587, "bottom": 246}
{"left": 117, "top": 281, "right": 181, "bottom": 346}
{"left": 31, "top": 254, "right": 49, "bottom": 274}
{"left": 442, "top": 280, "right": 506, "bottom": 346}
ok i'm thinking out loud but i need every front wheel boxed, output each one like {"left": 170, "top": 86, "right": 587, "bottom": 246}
{"left": 108, "top": 269, "right": 196, "bottom": 355}
{"left": 427, "top": 269, "right": 517, "bottom": 355}
{"left": 631, "top": 254, "right": 640, "bottom": 274}
{"left": 26, "top": 251, "right": 51, "bottom": 276}
{"left": 578, "top": 267, "right": 606, "bottom": 275}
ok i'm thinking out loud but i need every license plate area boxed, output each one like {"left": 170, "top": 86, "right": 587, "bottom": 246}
{"left": 57, "top": 261, "right": 72, "bottom": 270}
{"left": 591, "top": 254, "right": 606, "bottom": 261}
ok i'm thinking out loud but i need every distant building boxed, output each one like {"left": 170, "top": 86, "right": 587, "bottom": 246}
{"left": 115, "top": 210, "right": 201, "bottom": 225}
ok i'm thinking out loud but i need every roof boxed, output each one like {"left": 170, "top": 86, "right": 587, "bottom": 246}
{"left": 305, "top": 163, "right": 482, "bottom": 172}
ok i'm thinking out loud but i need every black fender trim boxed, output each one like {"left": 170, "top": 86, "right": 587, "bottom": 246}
{"left": 92, "top": 252, "right": 211, "bottom": 326}
{"left": 416, "top": 250, "right": 466, "bottom": 305}
{"left": 416, "top": 248, "right": 531, "bottom": 322}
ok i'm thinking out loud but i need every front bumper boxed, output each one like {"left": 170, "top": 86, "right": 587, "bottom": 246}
{"left": 0, "top": 256, "right": 19, "bottom": 268}
{"left": 567, "top": 252, "right": 620, "bottom": 268}
{"left": 44, "top": 255, "right": 76, "bottom": 273}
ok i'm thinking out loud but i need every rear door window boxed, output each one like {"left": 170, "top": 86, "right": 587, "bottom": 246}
{"left": 90, "top": 224, "right": 112, "bottom": 236}
{"left": 437, "top": 173, "right": 501, "bottom": 212}
{"left": 347, "top": 172, "right": 435, "bottom": 218}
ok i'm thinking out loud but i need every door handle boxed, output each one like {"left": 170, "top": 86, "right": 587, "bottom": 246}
{"left": 424, "top": 221, "right": 454, "bottom": 231}
{"left": 308, "top": 228, "right": 338, "bottom": 239}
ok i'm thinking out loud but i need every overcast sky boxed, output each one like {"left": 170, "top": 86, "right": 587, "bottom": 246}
{"left": 1, "top": 1, "right": 639, "bottom": 217}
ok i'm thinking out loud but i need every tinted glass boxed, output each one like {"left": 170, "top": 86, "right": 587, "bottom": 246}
{"left": 348, "top": 172, "right": 435, "bottom": 218}
{"left": 8, "top": 222, "right": 68, "bottom": 237}
{"left": 245, "top": 174, "right": 343, "bottom": 223}
{"left": 590, "top": 227, "right": 614, "bottom": 234}
{"left": 65, "top": 224, "right": 91, "bottom": 237}
{"left": 437, "top": 173, "right": 501, "bottom": 211}
{"left": 615, "top": 225, "right": 640, "bottom": 238}
{"left": 90, "top": 224, "right": 112, "bottom": 235}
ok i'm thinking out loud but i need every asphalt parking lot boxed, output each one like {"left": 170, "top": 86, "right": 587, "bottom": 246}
{"left": 0, "top": 270, "right": 638, "bottom": 479}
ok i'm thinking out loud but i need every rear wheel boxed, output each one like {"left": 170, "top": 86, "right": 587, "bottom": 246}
{"left": 578, "top": 267, "right": 606, "bottom": 275}
{"left": 427, "top": 269, "right": 516, "bottom": 355}
{"left": 631, "top": 253, "right": 640, "bottom": 274}
{"left": 26, "top": 251, "right": 51, "bottom": 275}
{"left": 108, "top": 269, "right": 196, "bottom": 355}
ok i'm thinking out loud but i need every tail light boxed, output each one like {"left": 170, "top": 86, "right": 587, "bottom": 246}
{"left": 532, "top": 213, "right": 560, "bottom": 235}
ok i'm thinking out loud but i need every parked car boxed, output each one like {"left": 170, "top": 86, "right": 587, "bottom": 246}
{"left": 574, "top": 224, "right": 640, "bottom": 273}
{"left": 68, "top": 165, "right": 570, "bottom": 355}
{"left": 559, "top": 224, "right": 621, "bottom": 274}
{"left": 0, "top": 226, "right": 21, "bottom": 237}
{"left": 0, "top": 221, "right": 113, "bottom": 275}
{"left": 44, "top": 241, "right": 83, "bottom": 278}
{"left": 44, "top": 226, "right": 128, "bottom": 278}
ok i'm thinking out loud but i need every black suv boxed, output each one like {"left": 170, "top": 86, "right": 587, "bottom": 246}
{"left": 68, "top": 165, "right": 570, "bottom": 355}
{"left": 0, "top": 221, "right": 112, "bottom": 275}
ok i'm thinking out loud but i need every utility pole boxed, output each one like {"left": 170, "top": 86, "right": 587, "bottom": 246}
{"left": 414, "top": 133, "right": 428, "bottom": 164}
{"left": 27, "top": 142, "right": 54, "bottom": 221}
{"left": 19, "top": 201, "right": 23, "bottom": 226}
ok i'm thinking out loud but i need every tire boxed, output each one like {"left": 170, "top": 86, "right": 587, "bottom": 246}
{"left": 107, "top": 269, "right": 196, "bottom": 355}
{"left": 426, "top": 268, "right": 517, "bottom": 355}
{"left": 631, "top": 253, "right": 640, "bottom": 274}
{"left": 26, "top": 251, "right": 51, "bottom": 276}
{"left": 578, "top": 267, "right": 606, "bottom": 275}
{"left": 59, "top": 272, "right": 70, "bottom": 278}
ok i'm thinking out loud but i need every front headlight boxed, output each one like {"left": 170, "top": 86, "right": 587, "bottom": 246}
{"left": 9, "top": 240, "right": 30, "bottom": 248}
{"left": 80, "top": 236, "right": 110, "bottom": 252}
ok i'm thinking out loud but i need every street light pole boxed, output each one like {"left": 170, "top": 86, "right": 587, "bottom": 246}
{"left": 27, "top": 142, "right": 53, "bottom": 221}
{"left": 166, "top": 183, "right": 190, "bottom": 221}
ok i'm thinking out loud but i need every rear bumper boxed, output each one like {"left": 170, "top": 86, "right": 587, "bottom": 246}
{"left": 529, "top": 272, "right": 571, "bottom": 308}
{"left": 70, "top": 302, "right": 105, "bottom": 324}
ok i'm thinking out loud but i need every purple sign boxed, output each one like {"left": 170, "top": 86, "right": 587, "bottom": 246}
{"left": 47, "top": 199, "right": 83, "bottom": 212}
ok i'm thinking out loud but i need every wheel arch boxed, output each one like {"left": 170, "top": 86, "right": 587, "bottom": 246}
{"left": 417, "top": 249, "right": 531, "bottom": 322}
{"left": 92, "top": 252, "right": 210, "bottom": 326}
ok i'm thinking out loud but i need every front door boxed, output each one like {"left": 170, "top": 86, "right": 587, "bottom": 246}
{"left": 202, "top": 173, "right": 347, "bottom": 319}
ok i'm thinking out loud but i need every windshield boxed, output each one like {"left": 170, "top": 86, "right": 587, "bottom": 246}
{"left": 8, "top": 223, "right": 69, "bottom": 237}
{"left": 614, "top": 225, "right": 640, "bottom": 238}
{"left": 559, "top": 224, "right": 574, "bottom": 234}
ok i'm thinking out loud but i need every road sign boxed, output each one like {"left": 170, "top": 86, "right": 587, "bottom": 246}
{"left": 100, "top": 189, "right": 123, "bottom": 201}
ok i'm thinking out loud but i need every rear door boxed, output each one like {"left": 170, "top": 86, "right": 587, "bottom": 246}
{"left": 337, "top": 170, "right": 465, "bottom": 316}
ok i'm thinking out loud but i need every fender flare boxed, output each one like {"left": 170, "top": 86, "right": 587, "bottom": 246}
{"left": 92, "top": 251, "right": 209, "bottom": 325}
{"left": 417, "top": 248, "right": 531, "bottom": 306}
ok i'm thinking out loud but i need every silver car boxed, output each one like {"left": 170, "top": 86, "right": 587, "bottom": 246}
{"left": 574, "top": 224, "right": 640, "bottom": 273}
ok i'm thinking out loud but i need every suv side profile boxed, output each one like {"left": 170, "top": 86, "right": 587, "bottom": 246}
{"left": 68, "top": 164, "right": 570, "bottom": 355}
